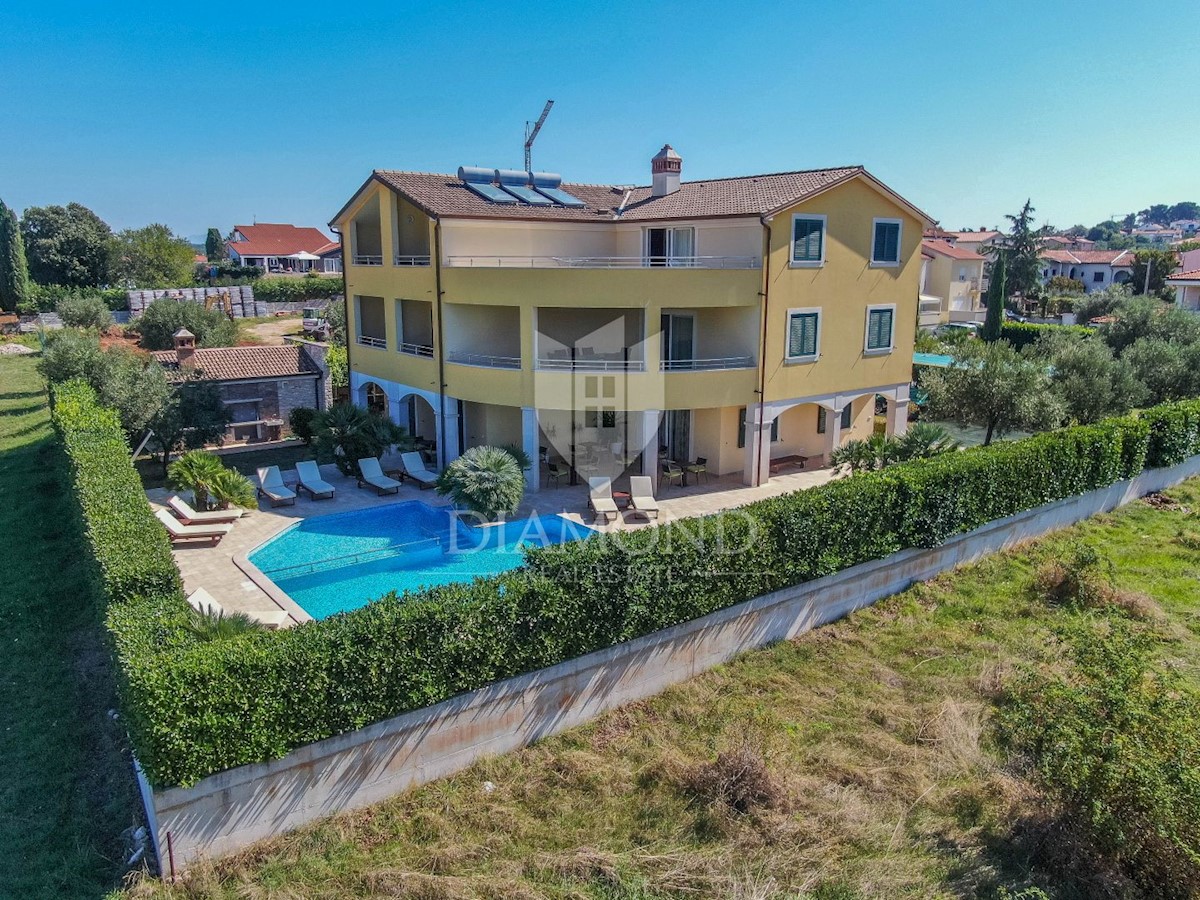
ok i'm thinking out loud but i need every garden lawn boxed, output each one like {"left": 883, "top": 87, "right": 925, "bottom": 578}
{"left": 125, "top": 479, "right": 1200, "bottom": 899}
{"left": 0, "top": 354, "right": 142, "bottom": 898}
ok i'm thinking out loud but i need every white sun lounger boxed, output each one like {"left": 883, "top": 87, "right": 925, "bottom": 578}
{"left": 629, "top": 476, "right": 660, "bottom": 520}
{"left": 295, "top": 460, "right": 335, "bottom": 499}
{"left": 186, "top": 588, "right": 291, "bottom": 629}
{"left": 588, "top": 477, "right": 620, "bottom": 524}
{"left": 357, "top": 457, "right": 402, "bottom": 495}
{"left": 167, "top": 495, "right": 244, "bottom": 525}
{"left": 155, "top": 508, "right": 233, "bottom": 544}
{"left": 400, "top": 452, "right": 438, "bottom": 489}
{"left": 256, "top": 466, "right": 296, "bottom": 506}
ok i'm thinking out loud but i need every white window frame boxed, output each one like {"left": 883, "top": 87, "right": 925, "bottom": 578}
{"left": 864, "top": 303, "right": 897, "bottom": 355}
{"left": 784, "top": 307, "right": 821, "bottom": 363}
{"left": 789, "top": 214, "right": 827, "bottom": 268}
{"left": 870, "top": 217, "right": 903, "bottom": 267}
{"left": 643, "top": 226, "right": 697, "bottom": 266}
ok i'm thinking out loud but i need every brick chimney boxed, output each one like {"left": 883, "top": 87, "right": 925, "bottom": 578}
{"left": 173, "top": 327, "right": 196, "bottom": 367}
{"left": 651, "top": 144, "right": 682, "bottom": 197}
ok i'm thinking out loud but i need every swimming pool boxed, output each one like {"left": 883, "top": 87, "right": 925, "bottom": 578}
{"left": 248, "top": 502, "right": 595, "bottom": 620}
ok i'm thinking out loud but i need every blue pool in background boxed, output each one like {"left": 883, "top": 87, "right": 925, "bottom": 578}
{"left": 249, "top": 502, "right": 595, "bottom": 620}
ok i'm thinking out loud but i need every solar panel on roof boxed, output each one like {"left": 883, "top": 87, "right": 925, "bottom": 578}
{"left": 499, "top": 184, "right": 554, "bottom": 205}
{"left": 533, "top": 186, "right": 586, "bottom": 208}
{"left": 463, "top": 182, "right": 519, "bottom": 204}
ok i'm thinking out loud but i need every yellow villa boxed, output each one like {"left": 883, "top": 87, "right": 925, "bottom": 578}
{"left": 330, "top": 146, "right": 931, "bottom": 491}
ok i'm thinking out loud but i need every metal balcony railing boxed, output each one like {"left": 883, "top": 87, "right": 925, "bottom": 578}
{"left": 446, "top": 350, "right": 522, "bottom": 369}
{"left": 660, "top": 356, "right": 755, "bottom": 371}
{"left": 356, "top": 334, "right": 387, "bottom": 349}
{"left": 353, "top": 254, "right": 383, "bottom": 266}
{"left": 536, "top": 356, "right": 645, "bottom": 372}
{"left": 445, "top": 255, "right": 761, "bottom": 270}
{"left": 394, "top": 255, "right": 432, "bottom": 267}
{"left": 397, "top": 341, "right": 434, "bottom": 358}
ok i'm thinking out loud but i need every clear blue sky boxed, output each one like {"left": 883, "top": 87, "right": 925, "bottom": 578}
{"left": 3, "top": 1, "right": 1197, "bottom": 240}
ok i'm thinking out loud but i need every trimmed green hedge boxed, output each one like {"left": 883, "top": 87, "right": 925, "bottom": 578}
{"left": 253, "top": 276, "right": 342, "bottom": 304}
{"left": 49, "top": 382, "right": 1199, "bottom": 788}
{"left": 1000, "top": 321, "right": 1093, "bottom": 350}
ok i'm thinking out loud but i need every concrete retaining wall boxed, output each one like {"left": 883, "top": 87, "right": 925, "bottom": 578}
{"left": 146, "top": 455, "right": 1200, "bottom": 876}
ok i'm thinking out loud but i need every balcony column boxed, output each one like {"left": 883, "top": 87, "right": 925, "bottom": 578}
{"left": 822, "top": 404, "right": 844, "bottom": 463}
{"left": 521, "top": 407, "right": 540, "bottom": 493}
{"left": 638, "top": 409, "right": 661, "bottom": 477}
{"left": 436, "top": 397, "right": 460, "bottom": 470}
{"left": 742, "top": 406, "right": 775, "bottom": 487}
{"left": 885, "top": 384, "right": 910, "bottom": 438}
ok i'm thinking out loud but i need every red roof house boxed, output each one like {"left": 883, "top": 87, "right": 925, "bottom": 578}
{"left": 226, "top": 224, "right": 342, "bottom": 274}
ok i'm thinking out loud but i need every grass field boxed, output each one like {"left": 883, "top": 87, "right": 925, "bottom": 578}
{"left": 0, "top": 354, "right": 142, "bottom": 899}
{"left": 123, "top": 476, "right": 1200, "bottom": 897}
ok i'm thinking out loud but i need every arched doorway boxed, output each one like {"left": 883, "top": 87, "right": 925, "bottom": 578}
{"left": 399, "top": 394, "right": 438, "bottom": 463}
{"left": 362, "top": 382, "right": 388, "bottom": 417}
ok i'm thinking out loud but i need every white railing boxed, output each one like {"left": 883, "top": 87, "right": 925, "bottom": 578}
{"left": 446, "top": 350, "right": 522, "bottom": 369}
{"left": 537, "top": 357, "right": 645, "bottom": 372}
{"left": 356, "top": 334, "right": 387, "bottom": 349}
{"left": 394, "top": 255, "right": 432, "bottom": 267}
{"left": 398, "top": 341, "right": 434, "bottom": 358}
{"left": 660, "top": 356, "right": 755, "bottom": 371}
{"left": 445, "top": 255, "right": 761, "bottom": 270}
{"left": 353, "top": 254, "right": 383, "bottom": 266}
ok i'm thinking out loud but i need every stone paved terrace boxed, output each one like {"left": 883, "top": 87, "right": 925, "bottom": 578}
{"left": 147, "top": 461, "right": 841, "bottom": 626}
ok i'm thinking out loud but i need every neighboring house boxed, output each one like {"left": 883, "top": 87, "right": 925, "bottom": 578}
{"left": 1042, "top": 234, "right": 1096, "bottom": 251}
{"left": 1131, "top": 224, "right": 1183, "bottom": 244}
{"left": 1041, "top": 249, "right": 1134, "bottom": 292}
{"left": 919, "top": 239, "right": 985, "bottom": 326}
{"left": 940, "top": 229, "right": 1003, "bottom": 257}
{"left": 1178, "top": 247, "right": 1200, "bottom": 274}
{"left": 152, "top": 329, "right": 328, "bottom": 443}
{"left": 1168, "top": 269, "right": 1200, "bottom": 311}
{"left": 1171, "top": 219, "right": 1200, "bottom": 236}
{"left": 226, "top": 223, "right": 342, "bottom": 274}
{"left": 331, "top": 146, "right": 931, "bottom": 489}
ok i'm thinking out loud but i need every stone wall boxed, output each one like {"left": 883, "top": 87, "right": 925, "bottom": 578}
{"left": 143, "top": 454, "right": 1200, "bottom": 877}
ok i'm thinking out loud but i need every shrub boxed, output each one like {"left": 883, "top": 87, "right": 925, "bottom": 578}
{"left": 1143, "top": 398, "right": 1200, "bottom": 467}
{"left": 999, "top": 321, "right": 1092, "bottom": 351}
{"left": 435, "top": 446, "right": 526, "bottom": 521}
{"left": 288, "top": 406, "right": 318, "bottom": 445}
{"left": 998, "top": 620, "right": 1200, "bottom": 896}
{"left": 132, "top": 298, "right": 238, "bottom": 350}
{"left": 210, "top": 467, "right": 257, "bottom": 510}
{"left": 252, "top": 276, "right": 342, "bottom": 304}
{"left": 185, "top": 607, "right": 264, "bottom": 641}
{"left": 681, "top": 742, "right": 780, "bottom": 813}
{"left": 167, "top": 449, "right": 227, "bottom": 509}
{"left": 56, "top": 294, "right": 113, "bottom": 329}
{"left": 53, "top": 379, "right": 1200, "bottom": 790}
{"left": 1047, "top": 275, "right": 1085, "bottom": 295}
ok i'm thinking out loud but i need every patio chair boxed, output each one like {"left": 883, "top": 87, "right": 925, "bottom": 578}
{"left": 684, "top": 456, "right": 709, "bottom": 484}
{"left": 256, "top": 466, "right": 296, "bottom": 506}
{"left": 295, "top": 460, "right": 335, "bottom": 500}
{"left": 167, "top": 495, "right": 243, "bottom": 525}
{"left": 400, "top": 451, "right": 438, "bottom": 489}
{"left": 659, "top": 460, "right": 684, "bottom": 490}
{"left": 587, "top": 476, "right": 620, "bottom": 524}
{"left": 187, "top": 588, "right": 291, "bottom": 629}
{"left": 357, "top": 457, "right": 402, "bottom": 495}
{"left": 155, "top": 508, "right": 233, "bottom": 544}
{"left": 629, "top": 475, "right": 660, "bottom": 521}
{"left": 545, "top": 461, "right": 568, "bottom": 488}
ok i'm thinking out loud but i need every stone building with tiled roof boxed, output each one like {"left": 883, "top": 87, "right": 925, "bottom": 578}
{"left": 332, "top": 144, "right": 933, "bottom": 488}
{"left": 152, "top": 330, "right": 329, "bottom": 443}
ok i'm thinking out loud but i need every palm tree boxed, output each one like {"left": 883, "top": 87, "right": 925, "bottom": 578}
{"left": 185, "top": 606, "right": 264, "bottom": 640}
{"left": 167, "top": 450, "right": 227, "bottom": 509}
{"left": 435, "top": 446, "right": 525, "bottom": 521}
{"left": 209, "top": 467, "right": 257, "bottom": 510}
{"left": 313, "top": 403, "right": 408, "bottom": 476}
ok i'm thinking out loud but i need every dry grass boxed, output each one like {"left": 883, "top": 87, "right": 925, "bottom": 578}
{"left": 122, "top": 481, "right": 1200, "bottom": 900}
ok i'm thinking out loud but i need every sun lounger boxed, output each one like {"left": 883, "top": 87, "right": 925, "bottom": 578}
{"left": 155, "top": 508, "right": 233, "bottom": 544}
{"left": 186, "top": 588, "right": 291, "bottom": 629}
{"left": 357, "top": 457, "right": 402, "bottom": 495}
{"left": 629, "top": 475, "right": 660, "bottom": 520}
{"left": 167, "top": 495, "right": 243, "bottom": 525}
{"left": 400, "top": 451, "right": 438, "bottom": 489}
{"left": 295, "top": 460, "right": 335, "bottom": 499}
{"left": 256, "top": 466, "right": 296, "bottom": 506}
{"left": 588, "top": 477, "right": 620, "bottom": 524}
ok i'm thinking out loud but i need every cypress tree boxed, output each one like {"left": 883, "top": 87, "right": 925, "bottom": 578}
{"left": 0, "top": 199, "right": 30, "bottom": 313}
{"left": 205, "top": 227, "right": 225, "bottom": 262}
{"left": 981, "top": 249, "right": 1007, "bottom": 342}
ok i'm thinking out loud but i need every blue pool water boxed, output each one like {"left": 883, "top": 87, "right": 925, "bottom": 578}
{"left": 249, "top": 502, "right": 595, "bottom": 620}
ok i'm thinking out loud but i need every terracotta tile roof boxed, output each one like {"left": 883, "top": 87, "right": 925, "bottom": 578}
{"left": 1168, "top": 269, "right": 1200, "bottom": 281}
{"left": 922, "top": 238, "right": 984, "bottom": 261}
{"left": 365, "top": 165, "right": 932, "bottom": 224}
{"left": 1042, "top": 249, "right": 1133, "bottom": 266}
{"left": 151, "top": 345, "right": 320, "bottom": 383}
{"left": 944, "top": 230, "right": 1003, "bottom": 243}
{"left": 227, "top": 223, "right": 335, "bottom": 258}
{"left": 313, "top": 240, "right": 341, "bottom": 256}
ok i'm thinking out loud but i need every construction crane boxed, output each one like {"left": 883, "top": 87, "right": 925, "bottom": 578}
{"left": 524, "top": 100, "right": 554, "bottom": 172}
